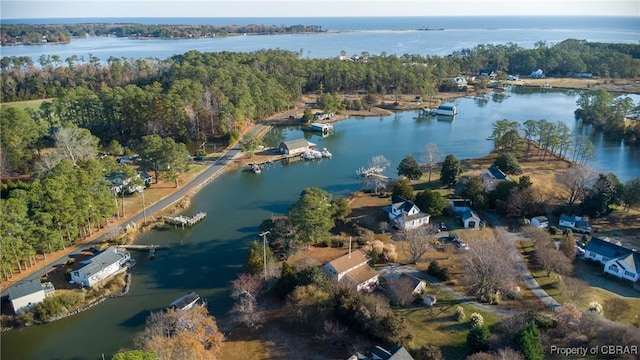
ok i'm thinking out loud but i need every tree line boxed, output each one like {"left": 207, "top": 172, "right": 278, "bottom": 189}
{"left": 0, "top": 23, "right": 324, "bottom": 45}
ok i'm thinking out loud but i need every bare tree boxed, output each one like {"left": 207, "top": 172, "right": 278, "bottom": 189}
{"left": 53, "top": 127, "right": 99, "bottom": 166}
{"left": 421, "top": 143, "right": 442, "bottom": 182}
{"left": 398, "top": 227, "right": 436, "bottom": 263}
{"left": 558, "top": 165, "right": 597, "bottom": 206}
{"left": 534, "top": 239, "right": 573, "bottom": 276}
{"left": 362, "top": 155, "right": 391, "bottom": 194}
{"left": 134, "top": 306, "right": 223, "bottom": 360}
{"left": 562, "top": 277, "right": 589, "bottom": 303}
{"left": 603, "top": 297, "right": 631, "bottom": 321}
{"left": 462, "top": 239, "right": 519, "bottom": 301}
{"left": 230, "top": 272, "right": 264, "bottom": 329}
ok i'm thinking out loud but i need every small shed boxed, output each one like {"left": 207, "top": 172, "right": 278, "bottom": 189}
{"left": 462, "top": 210, "right": 481, "bottom": 229}
{"left": 8, "top": 279, "right": 46, "bottom": 314}
{"left": 279, "top": 139, "right": 313, "bottom": 156}
{"left": 398, "top": 273, "right": 427, "bottom": 295}
{"left": 423, "top": 293, "right": 437, "bottom": 307}
{"left": 530, "top": 216, "right": 549, "bottom": 228}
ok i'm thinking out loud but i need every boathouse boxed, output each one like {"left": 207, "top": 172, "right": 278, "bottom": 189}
{"left": 436, "top": 105, "right": 457, "bottom": 116}
{"left": 7, "top": 279, "right": 47, "bottom": 314}
{"left": 310, "top": 123, "right": 334, "bottom": 133}
{"left": 71, "top": 247, "right": 131, "bottom": 288}
{"left": 279, "top": 139, "right": 314, "bottom": 156}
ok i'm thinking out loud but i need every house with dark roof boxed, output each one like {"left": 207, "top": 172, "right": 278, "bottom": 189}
{"left": 383, "top": 197, "right": 430, "bottom": 230}
{"left": 323, "top": 249, "right": 379, "bottom": 292}
{"left": 559, "top": 214, "right": 591, "bottom": 233}
{"left": 480, "top": 166, "right": 510, "bottom": 191}
{"left": 71, "top": 247, "right": 131, "bottom": 288}
{"left": 349, "top": 345, "right": 415, "bottom": 360}
{"left": 585, "top": 237, "right": 640, "bottom": 282}
{"left": 7, "top": 279, "right": 47, "bottom": 314}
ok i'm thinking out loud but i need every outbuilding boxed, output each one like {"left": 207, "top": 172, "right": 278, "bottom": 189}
{"left": 279, "top": 139, "right": 314, "bottom": 156}
{"left": 7, "top": 279, "right": 46, "bottom": 314}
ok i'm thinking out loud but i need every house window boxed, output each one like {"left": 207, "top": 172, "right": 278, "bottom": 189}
{"left": 608, "top": 264, "right": 618, "bottom": 273}
{"left": 602, "top": 257, "right": 609, "bottom": 262}
{"left": 624, "top": 271, "right": 634, "bottom": 278}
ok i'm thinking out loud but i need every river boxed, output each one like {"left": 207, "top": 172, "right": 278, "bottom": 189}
{"left": 2, "top": 88, "right": 639, "bottom": 360}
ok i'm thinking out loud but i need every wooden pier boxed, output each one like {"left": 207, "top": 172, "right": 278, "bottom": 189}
{"left": 162, "top": 212, "right": 207, "bottom": 228}
{"left": 117, "top": 244, "right": 169, "bottom": 251}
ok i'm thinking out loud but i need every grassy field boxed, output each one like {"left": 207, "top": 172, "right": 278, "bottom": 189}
{"left": 0, "top": 98, "right": 53, "bottom": 111}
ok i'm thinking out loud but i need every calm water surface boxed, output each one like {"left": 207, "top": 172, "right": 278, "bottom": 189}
{"left": 2, "top": 89, "right": 640, "bottom": 359}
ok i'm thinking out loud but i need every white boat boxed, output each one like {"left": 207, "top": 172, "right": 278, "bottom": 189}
{"left": 250, "top": 164, "right": 261, "bottom": 173}
{"left": 321, "top": 148, "right": 332, "bottom": 158}
{"left": 301, "top": 150, "right": 323, "bottom": 160}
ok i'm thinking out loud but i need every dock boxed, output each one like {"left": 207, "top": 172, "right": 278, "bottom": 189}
{"left": 117, "top": 244, "right": 169, "bottom": 251}
{"left": 162, "top": 212, "right": 207, "bottom": 228}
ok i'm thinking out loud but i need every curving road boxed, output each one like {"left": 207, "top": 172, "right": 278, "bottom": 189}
{"left": 1, "top": 124, "right": 268, "bottom": 296}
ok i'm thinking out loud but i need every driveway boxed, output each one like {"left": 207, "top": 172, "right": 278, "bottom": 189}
{"left": 482, "top": 211, "right": 561, "bottom": 310}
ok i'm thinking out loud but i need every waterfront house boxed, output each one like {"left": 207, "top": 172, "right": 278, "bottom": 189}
{"left": 478, "top": 69, "right": 497, "bottom": 80}
{"left": 436, "top": 105, "right": 457, "bottom": 116}
{"left": 323, "top": 249, "right": 379, "bottom": 292}
{"left": 559, "top": 214, "right": 591, "bottom": 233}
{"left": 71, "top": 247, "right": 131, "bottom": 288}
{"left": 383, "top": 197, "right": 431, "bottom": 230}
{"left": 452, "top": 76, "right": 467, "bottom": 88}
{"left": 530, "top": 216, "right": 549, "bottom": 228}
{"left": 7, "top": 279, "right": 47, "bottom": 314}
{"left": 462, "top": 210, "right": 481, "bottom": 229}
{"left": 278, "top": 139, "right": 314, "bottom": 156}
{"left": 584, "top": 237, "right": 640, "bottom": 282}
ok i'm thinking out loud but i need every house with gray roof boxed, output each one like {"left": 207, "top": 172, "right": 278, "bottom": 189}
{"left": 278, "top": 139, "right": 314, "bottom": 156}
{"left": 7, "top": 279, "right": 47, "bottom": 314}
{"left": 585, "top": 237, "right": 640, "bottom": 282}
{"left": 323, "top": 249, "right": 379, "bottom": 292}
{"left": 480, "top": 166, "right": 510, "bottom": 190}
{"left": 383, "top": 197, "right": 430, "bottom": 230}
{"left": 71, "top": 247, "right": 130, "bottom": 288}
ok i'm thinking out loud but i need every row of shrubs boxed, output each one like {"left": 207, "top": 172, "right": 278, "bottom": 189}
{"left": 426, "top": 260, "right": 450, "bottom": 281}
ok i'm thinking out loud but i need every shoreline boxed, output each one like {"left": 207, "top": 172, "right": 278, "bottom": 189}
{"left": 3, "top": 78, "right": 638, "bottom": 291}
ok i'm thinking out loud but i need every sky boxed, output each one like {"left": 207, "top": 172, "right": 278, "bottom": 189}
{"left": 1, "top": 0, "right": 639, "bottom": 19}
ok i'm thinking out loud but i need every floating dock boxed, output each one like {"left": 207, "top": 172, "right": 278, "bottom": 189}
{"left": 162, "top": 212, "right": 207, "bottom": 228}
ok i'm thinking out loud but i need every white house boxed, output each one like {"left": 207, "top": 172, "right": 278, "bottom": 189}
{"left": 462, "top": 210, "right": 481, "bottom": 229}
{"left": 383, "top": 197, "right": 430, "bottom": 230}
{"left": 507, "top": 75, "right": 520, "bottom": 81}
{"left": 7, "top": 279, "right": 46, "bottom": 314}
{"left": 585, "top": 237, "right": 640, "bottom": 282}
{"left": 559, "top": 214, "right": 591, "bottom": 233}
{"left": 530, "top": 69, "right": 545, "bottom": 78}
{"left": 323, "top": 250, "right": 379, "bottom": 292}
{"left": 530, "top": 216, "right": 549, "bottom": 228}
{"left": 71, "top": 247, "right": 131, "bottom": 288}
{"left": 452, "top": 76, "right": 467, "bottom": 88}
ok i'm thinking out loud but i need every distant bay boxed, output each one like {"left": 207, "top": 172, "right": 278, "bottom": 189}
{"left": 2, "top": 16, "right": 638, "bottom": 61}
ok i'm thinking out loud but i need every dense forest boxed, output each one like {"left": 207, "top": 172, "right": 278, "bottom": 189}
{"left": 0, "top": 23, "right": 325, "bottom": 45}
{"left": 1, "top": 39, "right": 640, "bottom": 279}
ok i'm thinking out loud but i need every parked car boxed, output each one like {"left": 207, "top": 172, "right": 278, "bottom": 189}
{"left": 438, "top": 222, "right": 448, "bottom": 231}
{"left": 448, "top": 233, "right": 460, "bottom": 242}
{"left": 452, "top": 239, "right": 470, "bottom": 251}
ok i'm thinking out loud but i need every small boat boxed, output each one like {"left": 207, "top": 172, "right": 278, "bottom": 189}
{"left": 301, "top": 150, "right": 323, "bottom": 160}
{"left": 250, "top": 163, "right": 261, "bottom": 173}
{"left": 321, "top": 148, "right": 332, "bottom": 158}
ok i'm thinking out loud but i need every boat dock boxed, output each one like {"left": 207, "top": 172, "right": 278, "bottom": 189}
{"left": 117, "top": 244, "right": 169, "bottom": 251}
{"left": 162, "top": 212, "right": 207, "bottom": 228}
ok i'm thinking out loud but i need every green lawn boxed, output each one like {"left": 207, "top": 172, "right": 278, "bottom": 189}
{"left": 395, "top": 291, "right": 500, "bottom": 359}
{"left": 0, "top": 98, "right": 53, "bottom": 111}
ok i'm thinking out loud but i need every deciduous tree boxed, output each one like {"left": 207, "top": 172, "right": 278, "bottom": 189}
{"left": 421, "top": 143, "right": 442, "bottom": 182}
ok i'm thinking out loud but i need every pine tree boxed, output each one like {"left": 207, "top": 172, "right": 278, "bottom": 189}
{"left": 515, "top": 321, "right": 544, "bottom": 360}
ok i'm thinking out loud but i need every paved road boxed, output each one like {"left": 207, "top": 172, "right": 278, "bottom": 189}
{"left": 482, "top": 211, "right": 561, "bottom": 310}
{"left": 1, "top": 124, "right": 267, "bottom": 296}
